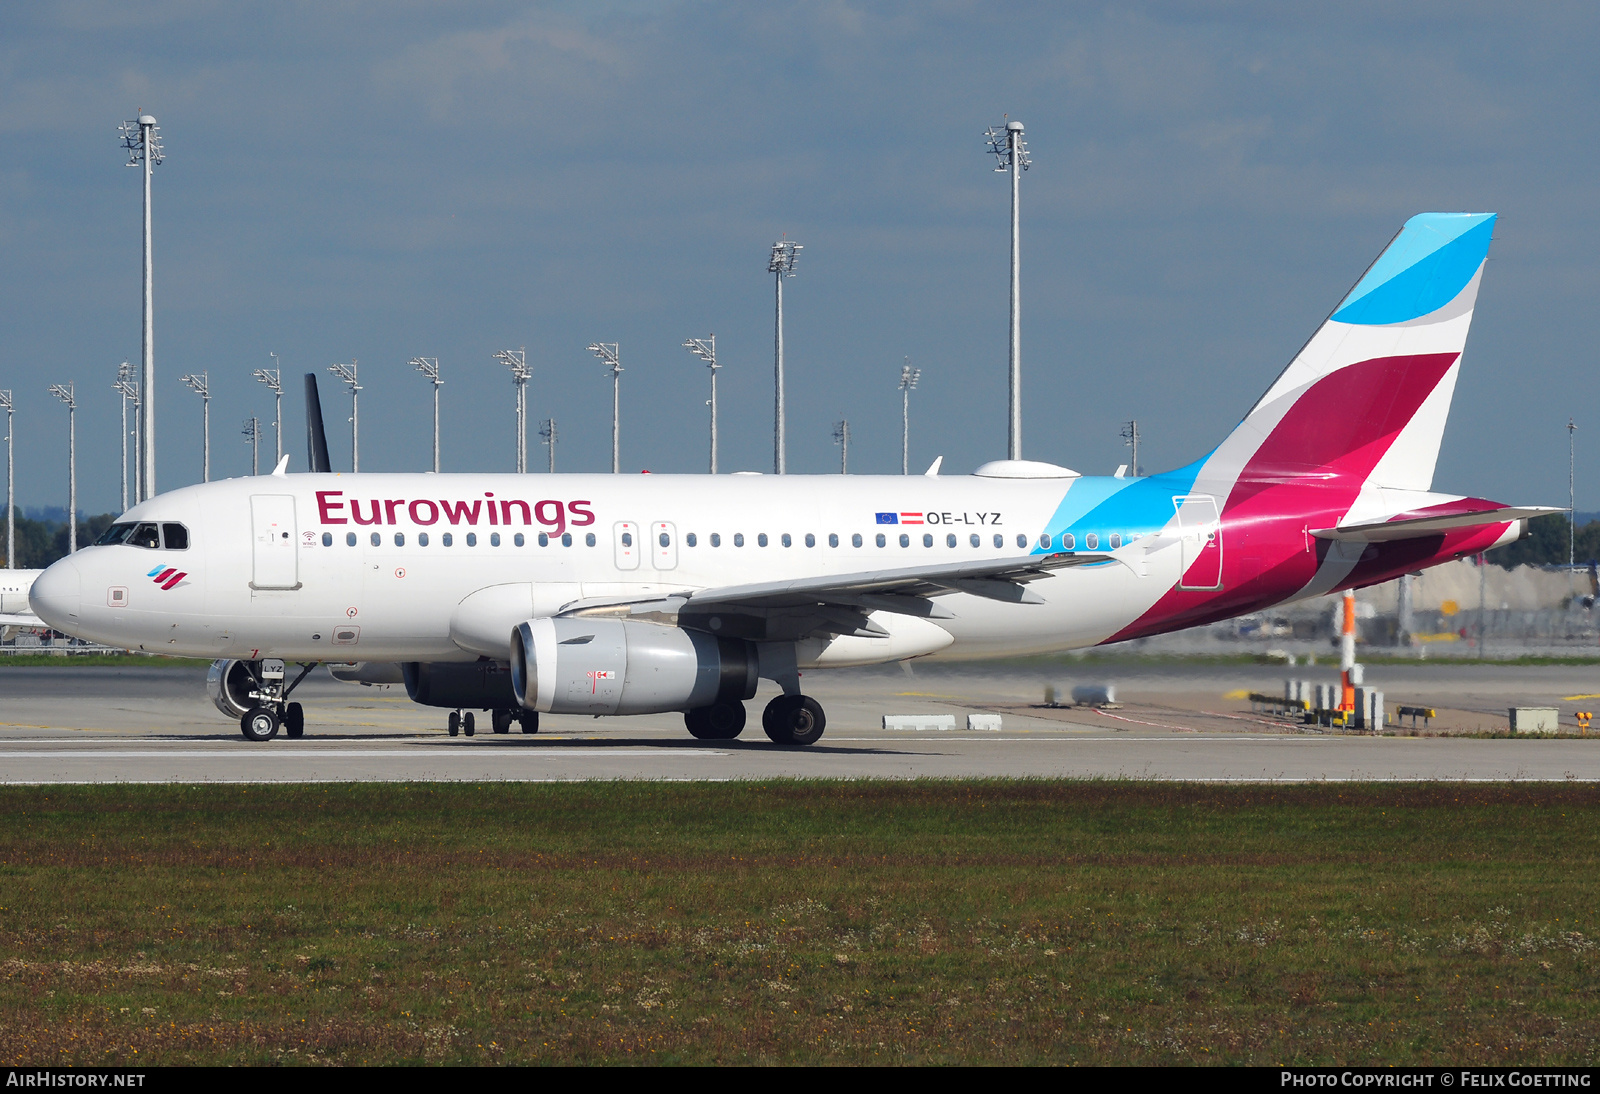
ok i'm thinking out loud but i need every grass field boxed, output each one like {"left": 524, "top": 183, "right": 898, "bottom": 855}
{"left": 0, "top": 781, "right": 1595, "bottom": 1065}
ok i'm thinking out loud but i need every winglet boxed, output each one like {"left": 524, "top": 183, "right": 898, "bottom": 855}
{"left": 271, "top": 454, "right": 290, "bottom": 477}
{"left": 924, "top": 456, "right": 943, "bottom": 477}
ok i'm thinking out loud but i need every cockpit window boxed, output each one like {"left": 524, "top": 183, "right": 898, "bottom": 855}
{"left": 95, "top": 521, "right": 180, "bottom": 550}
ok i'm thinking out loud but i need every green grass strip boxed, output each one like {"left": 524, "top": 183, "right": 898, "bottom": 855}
{"left": 0, "top": 780, "right": 1594, "bottom": 1065}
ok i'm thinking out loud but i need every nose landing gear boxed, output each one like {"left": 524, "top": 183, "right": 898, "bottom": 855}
{"left": 235, "top": 660, "right": 317, "bottom": 743}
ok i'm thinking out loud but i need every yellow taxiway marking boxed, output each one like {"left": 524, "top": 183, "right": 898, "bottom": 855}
{"left": 1222, "top": 689, "right": 1251, "bottom": 700}
{"left": 1563, "top": 694, "right": 1600, "bottom": 701}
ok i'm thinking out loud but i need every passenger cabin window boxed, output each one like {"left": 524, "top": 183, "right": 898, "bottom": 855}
{"left": 876, "top": 533, "right": 886, "bottom": 547}
{"left": 420, "top": 533, "right": 430, "bottom": 547}
{"left": 829, "top": 534, "right": 840, "bottom": 548}
{"left": 585, "top": 533, "right": 596, "bottom": 547}
{"left": 687, "top": 533, "right": 698, "bottom": 547}
{"left": 346, "top": 532, "right": 357, "bottom": 547}
{"left": 161, "top": 523, "right": 189, "bottom": 550}
{"left": 1085, "top": 533, "right": 1099, "bottom": 550}
{"left": 852, "top": 533, "right": 863, "bottom": 548}
{"left": 1016, "top": 534, "right": 1027, "bottom": 549}
{"left": 734, "top": 533, "right": 745, "bottom": 547}
{"left": 969, "top": 534, "right": 980, "bottom": 547}
{"left": 1110, "top": 533, "right": 1122, "bottom": 548}
{"left": 922, "top": 534, "right": 933, "bottom": 548}
{"left": 538, "top": 533, "right": 549, "bottom": 546}
{"left": 947, "top": 534, "right": 957, "bottom": 548}
{"left": 993, "top": 534, "right": 1003, "bottom": 548}
{"left": 563, "top": 533, "right": 574, "bottom": 547}
{"left": 758, "top": 533, "right": 769, "bottom": 547}
{"left": 370, "top": 532, "right": 381, "bottom": 547}
{"left": 514, "top": 533, "right": 525, "bottom": 547}
{"left": 899, "top": 534, "right": 910, "bottom": 548}
{"left": 659, "top": 532, "right": 670, "bottom": 547}
{"left": 491, "top": 533, "right": 501, "bottom": 547}
{"left": 1041, "top": 533, "right": 1052, "bottom": 549}
{"left": 710, "top": 533, "right": 721, "bottom": 547}
{"left": 443, "top": 533, "right": 454, "bottom": 547}
{"left": 781, "top": 533, "right": 792, "bottom": 547}
{"left": 1063, "top": 533, "right": 1076, "bottom": 550}
{"left": 394, "top": 533, "right": 405, "bottom": 547}
{"left": 322, "top": 532, "right": 333, "bottom": 547}
{"left": 806, "top": 534, "right": 816, "bottom": 548}
{"left": 466, "top": 533, "right": 478, "bottom": 547}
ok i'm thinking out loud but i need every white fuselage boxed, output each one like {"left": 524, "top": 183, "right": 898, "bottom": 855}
{"left": 30, "top": 471, "right": 1192, "bottom": 665}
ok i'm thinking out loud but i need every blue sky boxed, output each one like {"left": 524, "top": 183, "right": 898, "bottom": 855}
{"left": 3, "top": 2, "right": 1598, "bottom": 512}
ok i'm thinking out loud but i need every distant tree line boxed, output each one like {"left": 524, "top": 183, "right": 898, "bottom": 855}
{"left": 0, "top": 513, "right": 115, "bottom": 569}
{"left": 1487, "top": 513, "right": 1600, "bottom": 570}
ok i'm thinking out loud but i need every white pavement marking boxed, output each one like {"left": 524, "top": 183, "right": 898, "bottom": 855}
{"left": 0, "top": 749, "right": 722, "bottom": 759}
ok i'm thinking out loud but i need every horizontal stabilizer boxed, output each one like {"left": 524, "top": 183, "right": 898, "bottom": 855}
{"left": 1312, "top": 505, "right": 1560, "bottom": 543}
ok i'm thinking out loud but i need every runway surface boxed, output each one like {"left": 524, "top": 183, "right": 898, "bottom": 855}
{"left": 1, "top": 659, "right": 1598, "bottom": 783}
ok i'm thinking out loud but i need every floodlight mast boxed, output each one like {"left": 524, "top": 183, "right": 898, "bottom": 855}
{"left": 243, "top": 417, "right": 261, "bottom": 476}
{"left": 48, "top": 383, "right": 76, "bottom": 554}
{"left": 180, "top": 371, "right": 211, "bottom": 482}
{"left": 588, "top": 343, "right": 622, "bottom": 473}
{"left": 682, "top": 335, "right": 720, "bottom": 474}
{"left": 327, "top": 362, "right": 360, "bottom": 471}
{"left": 833, "top": 418, "right": 850, "bottom": 475}
{"left": 1120, "top": 419, "right": 1140, "bottom": 478}
{"left": 986, "top": 118, "right": 1029, "bottom": 460}
{"left": 769, "top": 240, "right": 801, "bottom": 474}
{"left": 411, "top": 357, "right": 443, "bottom": 472}
{"left": 540, "top": 419, "right": 557, "bottom": 473}
{"left": 113, "top": 362, "right": 136, "bottom": 509}
{"left": 0, "top": 389, "right": 12, "bottom": 568}
{"left": 254, "top": 355, "right": 283, "bottom": 462}
{"left": 493, "top": 349, "right": 530, "bottom": 473}
{"left": 121, "top": 112, "right": 163, "bottom": 499}
{"left": 899, "top": 361, "right": 921, "bottom": 475}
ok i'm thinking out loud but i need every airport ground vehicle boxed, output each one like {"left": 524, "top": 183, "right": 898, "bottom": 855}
{"left": 29, "top": 213, "right": 1548, "bottom": 744}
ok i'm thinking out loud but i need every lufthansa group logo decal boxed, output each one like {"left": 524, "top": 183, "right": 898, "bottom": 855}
{"left": 147, "top": 565, "right": 188, "bottom": 591}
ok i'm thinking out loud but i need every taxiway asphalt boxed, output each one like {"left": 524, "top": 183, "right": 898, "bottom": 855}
{"left": 0, "top": 660, "right": 1597, "bottom": 783}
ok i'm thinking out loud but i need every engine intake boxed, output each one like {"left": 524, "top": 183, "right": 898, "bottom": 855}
{"left": 207, "top": 658, "right": 258, "bottom": 719}
{"left": 510, "top": 618, "right": 757, "bottom": 715}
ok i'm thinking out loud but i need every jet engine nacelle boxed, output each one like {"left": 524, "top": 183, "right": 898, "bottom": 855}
{"left": 207, "top": 658, "right": 259, "bottom": 719}
{"left": 510, "top": 618, "right": 758, "bottom": 716}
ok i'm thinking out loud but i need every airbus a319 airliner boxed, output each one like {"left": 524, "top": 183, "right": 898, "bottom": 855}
{"left": 28, "top": 213, "right": 1551, "bottom": 744}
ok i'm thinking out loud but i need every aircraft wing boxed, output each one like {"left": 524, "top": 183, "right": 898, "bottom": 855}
{"left": 1312, "top": 504, "right": 1561, "bottom": 543}
{"left": 0, "top": 612, "right": 42, "bottom": 628}
{"left": 559, "top": 551, "right": 1104, "bottom": 638}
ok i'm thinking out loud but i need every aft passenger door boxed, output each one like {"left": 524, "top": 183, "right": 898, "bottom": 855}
{"left": 1173, "top": 494, "right": 1222, "bottom": 590}
{"left": 250, "top": 495, "right": 301, "bottom": 590}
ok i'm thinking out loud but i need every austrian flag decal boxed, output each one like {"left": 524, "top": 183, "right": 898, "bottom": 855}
{"left": 147, "top": 565, "right": 188, "bottom": 591}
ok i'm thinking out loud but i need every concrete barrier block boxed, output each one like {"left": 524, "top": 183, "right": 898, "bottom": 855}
{"left": 883, "top": 714, "right": 958, "bottom": 731}
{"left": 966, "top": 714, "right": 1003, "bottom": 732}
{"left": 1509, "top": 707, "right": 1560, "bottom": 733}
{"left": 1071, "top": 684, "right": 1116, "bottom": 706}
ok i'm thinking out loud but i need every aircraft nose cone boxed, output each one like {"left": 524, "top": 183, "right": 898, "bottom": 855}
{"left": 29, "top": 557, "right": 81, "bottom": 627}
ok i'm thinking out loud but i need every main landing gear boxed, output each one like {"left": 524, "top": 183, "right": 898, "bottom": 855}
{"left": 490, "top": 709, "right": 539, "bottom": 735}
{"left": 449, "top": 709, "right": 537, "bottom": 737}
{"left": 238, "top": 659, "right": 317, "bottom": 742}
{"left": 683, "top": 695, "right": 826, "bottom": 746}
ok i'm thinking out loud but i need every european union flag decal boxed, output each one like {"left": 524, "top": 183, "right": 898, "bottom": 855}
{"left": 875, "top": 512, "right": 899, "bottom": 525}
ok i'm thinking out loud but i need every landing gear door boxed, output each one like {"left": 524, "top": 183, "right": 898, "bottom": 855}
{"left": 250, "top": 495, "right": 301, "bottom": 590}
{"left": 613, "top": 521, "right": 640, "bottom": 571}
{"left": 651, "top": 522, "right": 677, "bottom": 570}
{"left": 1173, "top": 493, "right": 1222, "bottom": 591}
